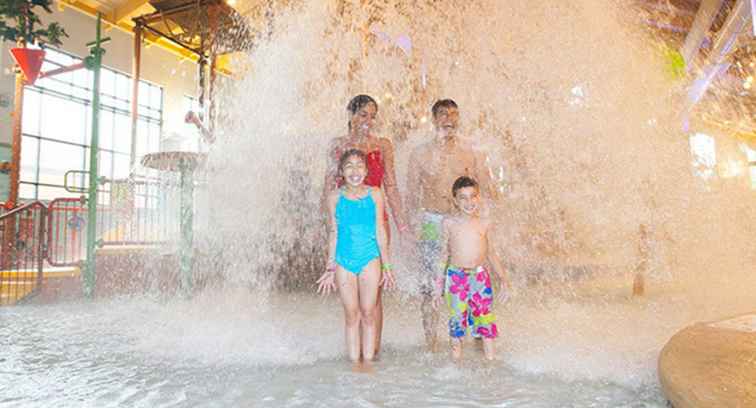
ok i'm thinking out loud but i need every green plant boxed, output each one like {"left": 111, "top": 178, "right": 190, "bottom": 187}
{"left": 0, "top": 0, "right": 67, "bottom": 46}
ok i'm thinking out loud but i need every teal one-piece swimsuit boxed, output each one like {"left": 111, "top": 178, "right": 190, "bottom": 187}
{"left": 335, "top": 188, "right": 380, "bottom": 274}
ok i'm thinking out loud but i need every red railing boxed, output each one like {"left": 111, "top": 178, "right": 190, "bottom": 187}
{"left": 0, "top": 201, "right": 47, "bottom": 305}
{"left": 47, "top": 198, "right": 87, "bottom": 267}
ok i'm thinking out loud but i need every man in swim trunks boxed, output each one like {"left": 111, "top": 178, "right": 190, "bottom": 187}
{"left": 405, "top": 99, "right": 499, "bottom": 351}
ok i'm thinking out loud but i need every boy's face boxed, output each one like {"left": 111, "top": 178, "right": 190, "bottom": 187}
{"left": 432, "top": 106, "right": 460, "bottom": 138}
{"left": 453, "top": 186, "right": 480, "bottom": 216}
{"left": 350, "top": 103, "right": 377, "bottom": 136}
{"left": 341, "top": 155, "right": 367, "bottom": 187}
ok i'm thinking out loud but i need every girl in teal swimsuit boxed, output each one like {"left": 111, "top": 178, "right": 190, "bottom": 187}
{"left": 317, "top": 149, "right": 395, "bottom": 363}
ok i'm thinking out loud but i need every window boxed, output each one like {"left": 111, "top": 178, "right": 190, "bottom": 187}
{"left": 746, "top": 144, "right": 756, "bottom": 190}
{"left": 689, "top": 132, "right": 716, "bottom": 181}
{"left": 19, "top": 48, "right": 163, "bottom": 201}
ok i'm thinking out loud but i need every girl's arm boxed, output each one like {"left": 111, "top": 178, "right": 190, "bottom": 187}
{"left": 380, "top": 138, "right": 409, "bottom": 232}
{"left": 485, "top": 221, "right": 509, "bottom": 301}
{"left": 374, "top": 187, "right": 395, "bottom": 289}
{"left": 317, "top": 192, "right": 339, "bottom": 295}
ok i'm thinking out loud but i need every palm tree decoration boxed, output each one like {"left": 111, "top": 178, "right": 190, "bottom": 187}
{"left": 0, "top": 0, "right": 67, "bottom": 83}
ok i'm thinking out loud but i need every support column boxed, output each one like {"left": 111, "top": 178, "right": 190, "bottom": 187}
{"left": 130, "top": 23, "right": 143, "bottom": 167}
{"left": 680, "top": 0, "right": 725, "bottom": 69}
{"left": 8, "top": 39, "right": 26, "bottom": 207}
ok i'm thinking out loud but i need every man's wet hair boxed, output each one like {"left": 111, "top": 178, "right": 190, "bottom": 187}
{"left": 338, "top": 148, "right": 367, "bottom": 172}
{"left": 432, "top": 99, "right": 459, "bottom": 117}
{"left": 452, "top": 176, "right": 478, "bottom": 197}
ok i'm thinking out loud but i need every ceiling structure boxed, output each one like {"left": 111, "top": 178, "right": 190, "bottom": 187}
{"left": 634, "top": 0, "right": 755, "bottom": 134}
{"left": 55, "top": 0, "right": 755, "bottom": 134}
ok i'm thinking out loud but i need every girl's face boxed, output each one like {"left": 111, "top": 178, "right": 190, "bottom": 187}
{"left": 349, "top": 102, "right": 377, "bottom": 137}
{"left": 453, "top": 186, "right": 480, "bottom": 216}
{"left": 341, "top": 155, "right": 367, "bottom": 187}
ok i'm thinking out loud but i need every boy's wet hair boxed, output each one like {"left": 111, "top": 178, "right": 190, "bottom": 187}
{"left": 347, "top": 95, "right": 378, "bottom": 129}
{"left": 452, "top": 176, "right": 478, "bottom": 197}
{"left": 338, "top": 148, "right": 367, "bottom": 172}
{"left": 431, "top": 99, "right": 458, "bottom": 117}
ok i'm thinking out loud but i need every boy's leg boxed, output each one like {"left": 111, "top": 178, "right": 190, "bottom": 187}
{"left": 469, "top": 267, "right": 498, "bottom": 359}
{"left": 451, "top": 338, "right": 463, "bottom": 361}
{"left": 357, "top": 259, "right": 382, "bottom": 361}
{"left": 445, "top": 267, "right": 469, "bottom": 360}
{"left": 336, "top": 266, "right": 361, "bottom": 362}
{"left": 482, "top": 338, "right": 495, "bottom": 361}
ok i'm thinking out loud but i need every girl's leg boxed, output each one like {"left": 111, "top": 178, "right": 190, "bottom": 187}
{"left": 374, "top": 286, "right": 383, "bottom": 356}
{"left": 336, "top": 266, "right": 361, "bottom": 362}
{"left": 357, "top": 259, "right": 382, "bottom": 361}
{"left": 374, "top": 216, "right": 389, "bottom": 356}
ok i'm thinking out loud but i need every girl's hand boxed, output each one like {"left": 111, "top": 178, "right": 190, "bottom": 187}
{"left": 380, "top": 267, "right": 396, "bottom": 290}
{"left": 317, "top": 265, "right": 337, "bottom": 295}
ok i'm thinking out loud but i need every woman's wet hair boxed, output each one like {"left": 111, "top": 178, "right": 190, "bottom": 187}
{"left": 338, "top": 148, "right": 367, "bottom": 172}
{"left": 452, "top": 176, "right": 478, "bottom": 197}
{"left": 347, "top": 94, "right": 378, "bottom": 129}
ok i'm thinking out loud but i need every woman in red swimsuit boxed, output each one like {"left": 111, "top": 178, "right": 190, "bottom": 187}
{"left": 322, "top": 94, "right": 409, "bottom": 357}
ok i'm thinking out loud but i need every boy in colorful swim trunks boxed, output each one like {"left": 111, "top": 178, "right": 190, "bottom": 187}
{"left": 435, "top": 176, "right": 509, "bottom": 361}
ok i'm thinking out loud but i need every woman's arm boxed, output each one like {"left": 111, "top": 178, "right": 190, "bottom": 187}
{"left": 380, "top": 138, "right": 409, "bottom": 232}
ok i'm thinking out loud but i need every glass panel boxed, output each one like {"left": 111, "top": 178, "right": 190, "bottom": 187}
{"left": 99, "top": 110, "right": 114, "bottom": 151}
{"left": 100, "top": 69, "right": 116, "bottom": 97}
{"left": 19, "top": 136, "right": 38, "bottom": 184}
{"left": 113, "top": 153, "right": 130, "bottom": 180}
{"left": 38, "top": 185, "right": 79, "bottom": 201}
{"left": 98, "top": 150, "right": 113, "bottom": 179}
{"left": 148, "top": 122, "right": 161, "bottom": 153}
{"left": 22, "top": 89, "right": 41, "bottom": 136}
{"left": 38, "top": 140, "right": 84, "bottom": 186}
{"left": 41, "top": 96, "right": 86, "bottom": 145}
{"left": 19, "top": 182, "right": 36, "bottom": 200}
{"left": 116, "top": 74, "right": 131, "bottom": 100}
{"left": 149, "top": 85, "right": 162, "bottom": 110}
{"left": 113, "top": 114, "right": 132, "bottom": 154}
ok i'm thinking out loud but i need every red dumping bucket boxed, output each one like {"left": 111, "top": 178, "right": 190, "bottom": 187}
{"left": 9, "top": 48, "right": 46, "bottom": 85}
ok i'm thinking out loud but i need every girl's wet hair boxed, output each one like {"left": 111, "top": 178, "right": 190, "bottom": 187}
{"left": 338, "top": 148, "right": 367, "bottom": 172}
{"left": 347, "top": 94, "right": 378, "bottom": 128}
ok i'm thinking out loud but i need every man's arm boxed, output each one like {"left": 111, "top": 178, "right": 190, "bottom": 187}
{"left": 380, "top": 138, "right": 409, "bottom": 232}
{"left": 405, "top": 146, "right": 423, "bottom": 230}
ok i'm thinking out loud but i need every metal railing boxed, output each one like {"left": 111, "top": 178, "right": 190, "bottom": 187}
{"left": 0, "top": 201, "right": 47, "bottom": 305}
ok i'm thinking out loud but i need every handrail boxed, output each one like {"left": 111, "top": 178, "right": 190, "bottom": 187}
{"left": 0, "top": 201, "right": 47, "bottom": 220}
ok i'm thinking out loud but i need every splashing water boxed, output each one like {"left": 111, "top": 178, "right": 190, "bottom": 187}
{"left": 4, "top": 0, "right": 755, "bottom": 406}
